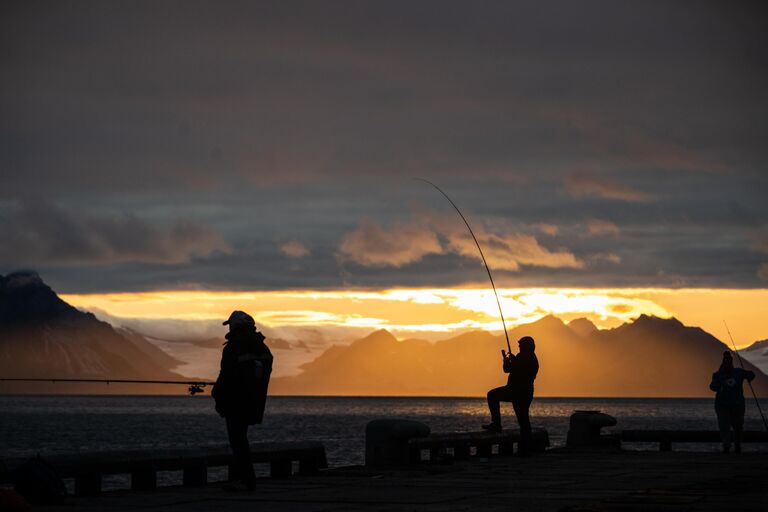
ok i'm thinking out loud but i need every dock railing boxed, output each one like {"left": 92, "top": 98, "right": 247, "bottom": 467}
{"left": 408, "top": 428, "right": 549, "bottom": 462}
{"left": 1, "top": 441, "right": 327, "bottom": 496}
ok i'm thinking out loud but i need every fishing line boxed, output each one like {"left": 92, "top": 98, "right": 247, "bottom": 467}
{"left": 723, "top": 320, "right": 768, "bottom": 431}
{"left": 415, "top": 178, "right": 511, "bottom": 353}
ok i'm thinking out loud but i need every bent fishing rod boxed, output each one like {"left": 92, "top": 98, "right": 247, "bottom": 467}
{"left": 415, "top": 178, "right": 511, "bottom": 354}
{"left": 723, "top": 321, "right": 768, "bottom": 432}
{"left": 0, "top": 378, "right": 215, "bottom": 395}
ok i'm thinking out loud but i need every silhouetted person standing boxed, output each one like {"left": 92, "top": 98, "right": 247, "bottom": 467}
{"left": 710, "top": 351, "right": 754, "bottom": 453}
{"left": 483, "top": 336, "right": 539, "bottom": 455}
{"left": 212, "top": 311, "right": 273, "bottom": 490}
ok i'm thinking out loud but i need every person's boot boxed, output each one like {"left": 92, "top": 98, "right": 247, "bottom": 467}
{"left": 722, "top": 443, "right": 731, "bottom": 453}
{"left": 481, "top": 422, "right": 502, "bottom": 433}
{"left": 734, "top": 443, "right": 741, "bottom": 453}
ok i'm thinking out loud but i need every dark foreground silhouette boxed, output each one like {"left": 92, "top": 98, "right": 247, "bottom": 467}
{"left": 212, "top": 310, "right": 273, "bottom": 491}
{"left": 483, "top": 336, "right": 539, "bottom": 455}
{"left": 710, "top": 351, "right": 755, "bottom": 453}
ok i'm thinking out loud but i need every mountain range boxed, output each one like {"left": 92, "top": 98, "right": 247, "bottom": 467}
{"left": 269, "top": 315, "right": 768, "bottom": 397}
{"left": 1, "top": 271, "right": 766, "bottom": 397}
{"left": 0, "top": 271, "right": 189, "bottom": 394}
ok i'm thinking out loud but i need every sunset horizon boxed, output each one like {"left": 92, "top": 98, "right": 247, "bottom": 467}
{"left": 61, "top": 284, "right": 768, "bottom": 346}
{"left": 3, "top": 3, "right": 768, "bottom": 508}
{"left": 1, "top": 268, "right": 765, "bottom": 397}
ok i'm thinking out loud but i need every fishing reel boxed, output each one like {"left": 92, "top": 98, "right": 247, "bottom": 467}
{"left": 188, "top": 384, "right": 207, "bottom": 395}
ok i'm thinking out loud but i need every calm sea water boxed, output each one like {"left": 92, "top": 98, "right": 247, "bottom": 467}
{"left": 3, "top": 395, "right": 768, "bottom": 468}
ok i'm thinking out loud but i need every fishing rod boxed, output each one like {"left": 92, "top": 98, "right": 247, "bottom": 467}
{"left": 415, "top": 178, "right": 511, "bottom": 354}
{"left": 723, "top": 321, "right": 768, "bottom": 432}
{"left": 0, "top": 378, "right": 215, "bottom": 395}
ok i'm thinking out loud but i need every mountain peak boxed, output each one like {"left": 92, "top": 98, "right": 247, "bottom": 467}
{"left": 0, "top": 270, "right": 78, "bottom": 326}
{"left": 742, "top": 339, "right": 768, "bottom": 353}
{"left": 568, "top": 317, "right": 598, "bottom": 337}
{"left": 1, "top": 270, "right": 45, "bottom": 290}
{"left": 359, "top": 329, "right": 397, "bottom": 344}
{"left": 531, "top": 314, "right": 565, "bottom": 328}
{"left": 631, "top": 315, "right": 682, "bottom": 328}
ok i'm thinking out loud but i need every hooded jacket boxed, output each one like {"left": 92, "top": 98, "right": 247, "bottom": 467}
{"left": 212, "top": 326, "right": 273, "bottom": 424}
{"left": 710, "top": 367, "right": 755, "bottom": 407}
{"left": 505, "top": 347, "right": 539, "bottom": 396}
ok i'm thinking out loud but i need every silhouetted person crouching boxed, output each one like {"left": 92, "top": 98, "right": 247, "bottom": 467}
{"left": 710, "top": 351, "right": 754, "bottom": 453}
{"left": 212, "top": 311, "right": 273, "bottom": 490}
{"left": 483, "top": 336, "right": 539, "bottom": 455}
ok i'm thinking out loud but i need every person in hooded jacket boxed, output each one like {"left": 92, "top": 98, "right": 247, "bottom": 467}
{"left": 710, "top": 351, "right": 754, "bottom": 453}
{"left": 212, "top": 310, "right": 273, "bottom": 491}
{"left": 482, "top": 336, "right": 539, "bottom": 455}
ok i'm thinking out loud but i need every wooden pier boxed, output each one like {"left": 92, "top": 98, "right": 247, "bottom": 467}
{"left": 2, "top": 442, "right": 327, "bottom": 496}
{"left": 3, "top": 430, "right": 767, "bottom": 510}
{"left": 23, "top": 449, "right": 768, "bottom": 511}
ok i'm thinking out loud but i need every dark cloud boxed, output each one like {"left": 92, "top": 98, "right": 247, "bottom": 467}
{"left": 1, "top": 1, "right": 767, "bottom": 291}
{"left": 0, "top": 201, "right": 231, "bottom": 265}
{"left": 565, "top": 174, "right": 651, "bottom": 202}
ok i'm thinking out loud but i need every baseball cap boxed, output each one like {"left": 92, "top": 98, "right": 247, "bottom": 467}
{"left": 223, "top": 310, "right": 256, "bottom": 328}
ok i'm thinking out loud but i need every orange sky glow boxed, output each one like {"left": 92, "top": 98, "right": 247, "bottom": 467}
{"left": 63, "top": 287, "right": 768, "bottom": 348}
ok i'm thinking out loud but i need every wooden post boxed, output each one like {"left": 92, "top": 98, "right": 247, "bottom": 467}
{"left": 499, "top": 440, "right": 515, "bottom": 456}
{"left": 182, "top": 457, "right": 207, "bottom": 487}
{"left": 75, "top": 471, "right": 101, "bottom": 496}
{"left": 130, "top": 462, "right": 157, "bottom": 491}
{"left": 227, "top": 463, "right": 238, "bottom": 481}
{"left": 476, "top": 443, "right": 492, "bottom": 457}
{"left": 453, "top": 444, "right": 471, "bottom": 460}
{"left": 270, "top": 460, "right": 292, "bottom": 478}
{"left": 298, "top": 457, "right": 320, "bottom": 476}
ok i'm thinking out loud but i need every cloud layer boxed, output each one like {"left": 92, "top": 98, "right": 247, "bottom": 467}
{"left": 0, "top": 202, "right": 230, "bottom": 265}
{"left": 338, "top": 212, "right": 585, "bottom": 271}
{"left": 1, "top": 1, "right": 766, "bottom": 292}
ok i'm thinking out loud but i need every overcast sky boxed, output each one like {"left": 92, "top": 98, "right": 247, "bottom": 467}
{"left": 2, "top": 1, "right": 767, "bottom": 293}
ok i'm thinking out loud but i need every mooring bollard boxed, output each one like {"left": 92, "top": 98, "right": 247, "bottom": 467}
{"left": 566, "top": 410, "right": 618, "bottom": 448}
{"left": 365, "top": 419, "right": 431, "bottom": 466}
